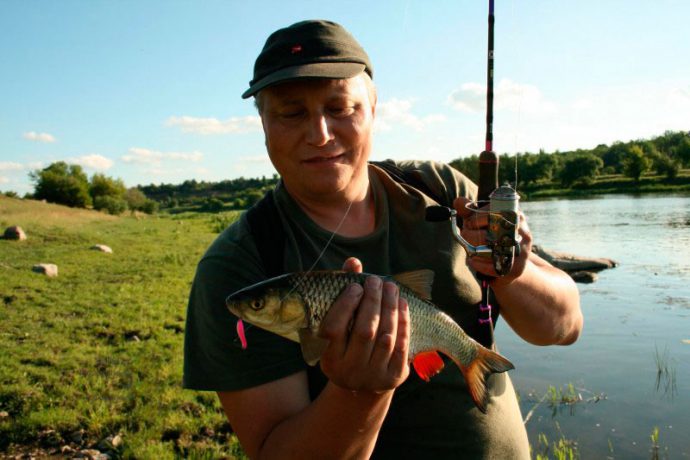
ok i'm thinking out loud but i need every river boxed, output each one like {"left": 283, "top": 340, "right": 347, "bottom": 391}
{"left": 494, "top": 194, "right": 690, "bottom": 458}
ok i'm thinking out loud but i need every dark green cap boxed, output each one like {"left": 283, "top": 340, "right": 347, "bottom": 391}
{"left": 242, "top": 20, "right": 373, "bottom": 99}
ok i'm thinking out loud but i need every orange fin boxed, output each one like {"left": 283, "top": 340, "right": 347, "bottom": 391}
{"left": 457, "top": 346, "right": 514, "bottom": 414}
{"left": 412, "top": 351, "right": 445, "bottom": 381}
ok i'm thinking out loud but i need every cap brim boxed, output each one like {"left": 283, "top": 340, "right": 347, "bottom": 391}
{"left": 242, "top": 62, "right": 366, "bottom": 99}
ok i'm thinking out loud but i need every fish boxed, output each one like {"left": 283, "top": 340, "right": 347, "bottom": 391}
{"left": 226, "top": 269, "right": 514, "bottom": 413}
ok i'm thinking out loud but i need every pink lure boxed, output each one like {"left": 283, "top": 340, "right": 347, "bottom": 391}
{"left": 236, "top": 319, "right": 248, "bottom": 349}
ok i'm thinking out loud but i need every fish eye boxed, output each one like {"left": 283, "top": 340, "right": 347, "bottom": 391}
{"left": 250, "top": 299, "right": 264, "bottom": 311}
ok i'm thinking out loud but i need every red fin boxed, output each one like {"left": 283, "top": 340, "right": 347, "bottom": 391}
{"left": 456, "top": 346, "right": 514, "bottom": 413}
{"left": 412, "top": 351, "right": 445, "bottom": 382}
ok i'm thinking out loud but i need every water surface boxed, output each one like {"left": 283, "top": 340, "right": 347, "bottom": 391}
{"left": 495, "top": 194, "right": 690, "bottom": 458}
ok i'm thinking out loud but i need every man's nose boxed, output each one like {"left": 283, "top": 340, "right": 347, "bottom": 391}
{"left": 305, "top": 113, "right": 334, "bottom": 146}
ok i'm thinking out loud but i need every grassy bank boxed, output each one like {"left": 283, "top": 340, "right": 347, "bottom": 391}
{"left": 520, "top": 169, "right": 690, "bottom": 200}
{"left": 0, "top": 196, "right": 244, "bottom": 458}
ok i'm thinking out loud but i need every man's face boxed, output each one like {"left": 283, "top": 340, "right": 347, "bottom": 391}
{"left": 259, "top": 74, "right": 376, "bottom": 201}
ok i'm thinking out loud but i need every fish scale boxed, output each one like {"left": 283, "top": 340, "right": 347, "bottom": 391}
{"left": 226, "top": 270, "right": 514, "bottom": 413}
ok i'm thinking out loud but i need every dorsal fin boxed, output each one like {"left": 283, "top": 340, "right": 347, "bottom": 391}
{"left": 392, "top": 269, "right": 434, "bottom": 300}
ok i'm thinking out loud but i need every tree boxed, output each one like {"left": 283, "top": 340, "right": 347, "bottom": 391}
{"left": 671, "top": 137, "right": 690, "bottom": 167}
{"left": 559, "top": 154, "right": 603, "bottom": 188}
{"left": 90, "top": 173, "right": 126, "bottom": 201}
{"left": 202, "top": 197, "right": 225, "bottom": 212}
{"left": 123, "top": 187, "right": 159, "bottom": 214}
{"left": 124, "top": 187, "right": 148, "bottom": 210}
{"left": 600, "top": 142, "right": 628, "bottom": 173}
{"left": 653, "top": 154, "right": 680, "bottom": 179}
{"left": 94, "top": 195, "right": 128, "bottom": 215}
{"left": 517, "top": 151, "right": 558, "bottom": 187}
{"left": 622, "top": 145, "right": 652, "bottom": 182}
{"left": 30, "top": 161, "right": 92, "bottom": 208}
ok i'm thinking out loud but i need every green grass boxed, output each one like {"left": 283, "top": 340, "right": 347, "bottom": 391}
{"left": 0, "top": 195, "right": 675, "bottom": 458}
{"left": 654, "top": 345, "right": 677, "bottom": 399}
{"left": 520, "top": 169, "right": 690, "bottom": 200}
{"left": 0, "top": 196, "right": 244, "bottom": 458}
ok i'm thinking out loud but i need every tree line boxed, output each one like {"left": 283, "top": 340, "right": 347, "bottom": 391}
{"left": 450, "top": 130, "right": 690, "bottom": 189}
{"left": 23, "top": 161, "right": 158, "bottom": 215}
{"left": 6, "top": 130, "right": 688, "bottom": 213}
{"left": 138, "top": 175, "right": 279, "bottom": 211}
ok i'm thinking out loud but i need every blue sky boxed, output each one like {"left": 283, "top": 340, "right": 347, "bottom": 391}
{"left": 2, "top": 0, "right": 689, "bottom": 195}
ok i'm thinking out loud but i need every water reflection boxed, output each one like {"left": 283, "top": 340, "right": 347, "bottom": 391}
{"left": 498, "top": 193, "right": 690, "bottom": 458}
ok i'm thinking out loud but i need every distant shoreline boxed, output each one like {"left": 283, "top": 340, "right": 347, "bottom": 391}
{"left": 518, "top": 170, "right": 690, "bottom": 201}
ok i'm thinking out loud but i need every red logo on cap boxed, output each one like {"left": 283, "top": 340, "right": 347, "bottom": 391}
{"left": 291, "top": 44, "right": 302, "bottom": 54}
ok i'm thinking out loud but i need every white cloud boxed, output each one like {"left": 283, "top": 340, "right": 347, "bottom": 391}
{"left": 0, "top": 162, "right": 24, "bottom": 171}
{"left": 122, "top": 147, "right": 203, "bottom": 165}
{"left": 23, "top": 131, "right": 56, "bottom": 143}
{"left": 166, "top": 115, "right": 262, "bottom": 134}
{"left": 240, "top": 154, "right": 271, "bottom": 164}
{"left": 491, "top": 79, "right": 690, "bottom": 155}
{"left": 375, "top": 98, "right": 446, "bottom": 132}
{"left": 0, "top": 176, "right": 9, "bottom": 184}
{"left": 448, "top": 78, "right": 555, "bottom": 115}
{"left": 447, "top": 83, "right": 486, "bottom": 113}
{"left": 26, "top": 161, "right": 45, "bottom": 170}
{"left": 69, "top": 154, "right": 114, "bottom": 171}
{"left": 144, "top": 165, "right": 209, "bottom": 176}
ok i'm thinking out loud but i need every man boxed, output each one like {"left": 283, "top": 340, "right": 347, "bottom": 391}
{"left": 184, "top": 19, "right": 582, "bottom": 459}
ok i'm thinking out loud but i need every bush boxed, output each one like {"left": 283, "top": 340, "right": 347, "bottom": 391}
{"left": 653, "top": 155, "right": 680, "bottom": 179}
{"left": 30, "top": 162, "right": 92, "bottom": 208}
{"left": 124, "top": 188, "right": 148, "bottom": 210}
{"left": 622, "top": 145, "right": 652, "bottom": 182}
{"left": 140, "top": 199, "right": 159, "bottom": 215}
{"left": 202, "top": 197, "right": 225, "bottom": 212}
{"left": 90, "top": 174, "right": 126, "bottom": 202}
{"left": 94, "top": 195, "right": 128, "bottom": 215}
{"left": 559, "top": 154, "right": 603, "bottom": 187}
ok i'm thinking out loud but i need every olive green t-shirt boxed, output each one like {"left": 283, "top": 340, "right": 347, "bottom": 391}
{"left": 183, "top": 160, "right": 529, "bottom": 459}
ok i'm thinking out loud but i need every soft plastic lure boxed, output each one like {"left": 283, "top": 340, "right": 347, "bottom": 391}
{"left": 236, "top": 319, "right": 248, "bottom": 350}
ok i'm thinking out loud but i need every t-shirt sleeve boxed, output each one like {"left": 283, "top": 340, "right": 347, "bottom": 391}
{"left": 182, "top": 218, "right": 306, "bottom": 391}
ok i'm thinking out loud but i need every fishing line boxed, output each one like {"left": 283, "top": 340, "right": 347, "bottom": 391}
{"left": 279, "top": 198, "right": 355, "bottom": 303}
{"left": 235, "top": 198, "right": 355, "bottom": 343}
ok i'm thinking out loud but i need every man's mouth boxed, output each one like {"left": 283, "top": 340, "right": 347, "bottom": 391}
{"left": 303, "top": 153, "right": 346, "bottom": 164}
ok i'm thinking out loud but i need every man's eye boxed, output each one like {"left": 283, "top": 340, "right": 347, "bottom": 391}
{"left": 280, "top": 110, "right": 304, "bottom": 119}
{"left": 330, "top": 106, "right": 355, "bottom": 116}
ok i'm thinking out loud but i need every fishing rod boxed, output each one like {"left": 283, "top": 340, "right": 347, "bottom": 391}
{"left": 481, "top": 0, "right": 519, "bottom": 278}
{"left": 426, "top": 0, "right": 520, "bottom": 346}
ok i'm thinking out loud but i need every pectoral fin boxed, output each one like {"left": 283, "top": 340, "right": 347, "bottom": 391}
{"left": 298, "top": 328, "right": 330, "bottom": 366}
{"left": 412, "top": 351, "right": 445, "bottom": 381}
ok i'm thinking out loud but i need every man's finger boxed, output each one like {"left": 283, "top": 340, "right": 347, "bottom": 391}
{"left": 342, "top": 257, "right": 363, "bottom": 273}
{"left": 460, "top": 229, "right": 487, "bottom": 247}
{"left": 388, "top": 296, "right": 410, "bottom": 379}
{"left": 454, "top": 197, "right": 473, "bottom": 219}
{"left": 344, "top": 276, "right": 382, "bottom": 363}
{"left": 369, "top": 281, "right": 399, "bottom": 367}
{"left": 319, "top": 283, "right": 363, "bottom": 358}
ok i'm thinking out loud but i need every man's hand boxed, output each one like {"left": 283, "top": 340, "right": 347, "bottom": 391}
{"left": 453, "top": 196, "right": 533, "bottom": 284}
{"left": 318, "top": 257, "right": 410, "bottom": 393}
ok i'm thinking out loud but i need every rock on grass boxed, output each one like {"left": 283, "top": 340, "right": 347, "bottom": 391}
{"left": 32, "top": 263, "right": 58, "bottom": 277}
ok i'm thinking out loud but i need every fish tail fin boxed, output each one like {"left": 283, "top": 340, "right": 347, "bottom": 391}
{"left": 454, "top": 346, "right": 514, "bottom": 413}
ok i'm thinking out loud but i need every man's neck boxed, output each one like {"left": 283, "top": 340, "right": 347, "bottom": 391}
{"left": 289, "top": 179, "right": 375, "bottom": 238}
